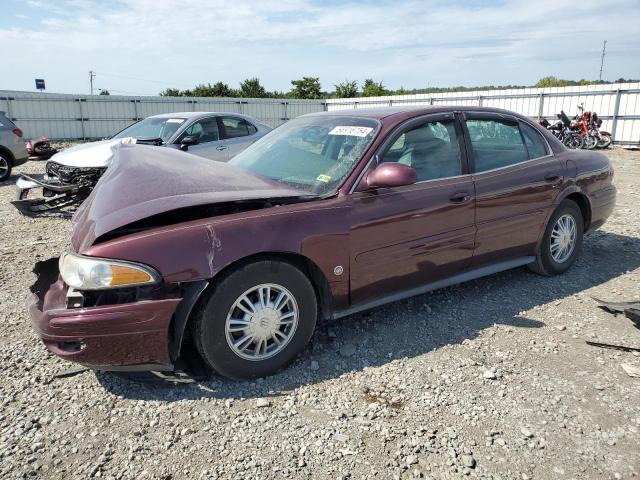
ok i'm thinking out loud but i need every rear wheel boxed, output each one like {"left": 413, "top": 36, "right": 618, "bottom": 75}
{"left": 0, "top": 154, "right": 12, "bottom": 182}
{"left": 529, "top": 200, "right": 584, "bottom": 276}
{"left": 192, "top": 260, "right": 317, "bottom": 379}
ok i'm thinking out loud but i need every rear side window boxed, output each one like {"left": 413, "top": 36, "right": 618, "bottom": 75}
{"left": 0, "top": 112, "right": 16, "bottom": 128}
{"left": 221, "top": 116, "right": 257, "bottom": 139}
{"left": 466, "top": 118, "right": 528, "bottom": 172}
{"left": 520, "top": 122, "right": 549, "bottom": 159}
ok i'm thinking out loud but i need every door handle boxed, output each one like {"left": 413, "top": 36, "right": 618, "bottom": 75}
{"left": 449, "top": 192, "right": 470, "bottom": 203}
{"left": 216, "top": 145, "right": 228, "bottom": 151}
{"left": 544, "top": 173, "right": 561, "bottom": 182}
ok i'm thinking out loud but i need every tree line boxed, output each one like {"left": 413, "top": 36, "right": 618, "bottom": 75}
{"left": 159, "top": 76, "right": 639, "bottom": 99}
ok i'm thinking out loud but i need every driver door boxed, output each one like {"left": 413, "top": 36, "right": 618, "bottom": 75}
{"left": 349, "top": 114, "right": 476, "bottom": 305}
{"left": 178, "top": 117, "right": 228, "bottom": 161}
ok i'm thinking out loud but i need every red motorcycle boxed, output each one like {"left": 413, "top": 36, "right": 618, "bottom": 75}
{"left": 573, "top": 104, "right": 612, "bottom": 149}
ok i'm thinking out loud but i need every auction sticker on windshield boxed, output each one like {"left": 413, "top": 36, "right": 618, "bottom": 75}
{"left": 329, "top": 126, "right": 373, "bottom": 137}
{"left": 166, "top": 118, "right": 186, "bottom": 124}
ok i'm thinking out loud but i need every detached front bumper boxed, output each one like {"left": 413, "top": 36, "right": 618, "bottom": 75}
{"left": 28, "top": 258, "right": 181, "bottom": 371}
{"left": 12, "top": 175, "right": 93, "bottom": 216}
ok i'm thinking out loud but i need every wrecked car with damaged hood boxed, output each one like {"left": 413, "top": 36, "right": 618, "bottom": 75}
{"left": 29, "top": 107, "right": 616, "bottom": 379}
{"left": 13, "top": 112, "right": 271, "bottom": 216}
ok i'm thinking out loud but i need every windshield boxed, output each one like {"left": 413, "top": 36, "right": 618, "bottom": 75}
{"left": 229, "top": 115, "right": 379, "bottom": 195}
{"left": 112, "top": 117, "right": 186, "bottom": 143}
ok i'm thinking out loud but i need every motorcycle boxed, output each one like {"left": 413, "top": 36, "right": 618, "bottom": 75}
{"left": 25, "top": 136, "right": 57, "bottom": 159}
{"left": 538, "top": 112, "right": 584, "bottom": 149}
{"left": 573, "top": 104, "right": 612, "bottom": 149}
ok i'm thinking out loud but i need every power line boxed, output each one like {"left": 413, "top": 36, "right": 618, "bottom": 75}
{"left": 94, "top": 71, "right": 193, "bottom": 88}
{"left": 599, "top": 40, "right": 607, "bottom": 81}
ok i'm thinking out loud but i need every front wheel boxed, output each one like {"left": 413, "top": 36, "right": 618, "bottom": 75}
{"left": 563, "top": 134, "right": 584, "bottom": 150}
{"left": 192, "top": 260, "right": 318, "bottom": 379}
{"left": 0, "top": 154, "right": 12, "bottom": 182}
{"left": 597, "top": 134, "right": 612, "bottom": 149}
{"left": 582, "top": 135, "right": 598, "bottom": 150}
{"left": 529, "top": 200, "right": 584, "bottom": 276}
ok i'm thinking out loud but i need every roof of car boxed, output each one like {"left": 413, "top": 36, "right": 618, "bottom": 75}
{"left": 148, "top": 111, "right": 251, "bottom": 119}
{"left": 305, "top": 105, "right": 527, "bottom": 120}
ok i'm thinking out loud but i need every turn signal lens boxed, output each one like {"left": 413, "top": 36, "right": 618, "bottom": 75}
{"left": 110, "top": 265, "right": 153, "bottom": 286}
{"left": 59, "top": 252, "right": 159, "bottom": 290}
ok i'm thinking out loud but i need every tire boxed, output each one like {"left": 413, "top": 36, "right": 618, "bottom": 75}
{"left": 597, "top": 134, "right": 612, "bottom": 149}
{"left": 192, "top": 260, "right": 318, "bottom": 379}
{"left": 582, "top": 135, "right": 598, "bottom": 150}
{"left": 563, "top": 134, "right": 583, "bottom": 150}
{"left": 0, "top": 153, "right": 12, "bottom": 182}
{"left": 529, "top": 200, "right": 584, "bottom": 276}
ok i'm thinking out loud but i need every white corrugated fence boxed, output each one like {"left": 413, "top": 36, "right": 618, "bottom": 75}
{"left": 327, "top": 82, "right": 640, "bottom": 145}
{"left": 2, "top": 82, "right": 639, "bottom": 144}
{"left": 0, "top": 91, "right": 327, "bottom": 140}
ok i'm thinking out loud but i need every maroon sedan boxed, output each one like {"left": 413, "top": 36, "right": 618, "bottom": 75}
{"left": 29, "top": 106, "right": 616, "bottom": 378}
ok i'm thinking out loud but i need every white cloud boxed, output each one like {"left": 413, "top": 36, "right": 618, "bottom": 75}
{"left": 1, "top": 0, "right": 638, "bottom": 94}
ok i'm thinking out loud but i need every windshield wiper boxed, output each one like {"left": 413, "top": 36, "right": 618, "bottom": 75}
{"left": 134, "top": 137, "right": 164, "bottom": 146}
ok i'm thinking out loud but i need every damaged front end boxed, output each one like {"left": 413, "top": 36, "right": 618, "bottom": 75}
{"left": 28, "top": 254, "right": 203, "bottom": 371}
{"left": 12, "top": 161, "right": 106, "bottom": 216}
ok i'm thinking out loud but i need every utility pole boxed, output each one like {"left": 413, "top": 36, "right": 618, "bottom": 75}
{"left": 599, "top": 40, "right": 607, "bottom": 82}
{"left": 89, "top": 70, "right": 96, "bottom": 95}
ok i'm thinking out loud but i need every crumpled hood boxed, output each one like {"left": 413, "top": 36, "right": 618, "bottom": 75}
{"left": 71, "top": 143, "right": 306, "bottom": 252}
{"left": 49, "top": 137, "right": 137, "bottom": 168}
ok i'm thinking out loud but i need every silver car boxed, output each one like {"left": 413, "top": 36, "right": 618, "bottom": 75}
{"left": 112, "top": 111, "right": 272, "bottom": 161}
{"left": 0, "top": 111, "right": 29, "bottom": 182}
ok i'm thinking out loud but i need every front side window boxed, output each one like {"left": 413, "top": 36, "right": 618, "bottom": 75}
{"left": 221, "top": 116, "right": 257, "bottom": 139}
{"left": 229, "top": 115, "right": 379, "bottom": 195}
{"left": 182, "top": 118, "right": 219, "bottom": 143}
{"left": 466, "top": 118, "right": 528, "bottom": 172}
{"left": 380, "top": 119, "right": 462, "bottom": 181}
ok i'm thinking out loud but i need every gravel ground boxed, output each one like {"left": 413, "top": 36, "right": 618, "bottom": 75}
{"left": 0, "top": 148, "right": 639, "bottom": 480}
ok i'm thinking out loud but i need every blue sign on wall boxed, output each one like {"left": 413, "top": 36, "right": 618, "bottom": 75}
{"left": 35, "top": 79, "right": 45, "bottom": 90}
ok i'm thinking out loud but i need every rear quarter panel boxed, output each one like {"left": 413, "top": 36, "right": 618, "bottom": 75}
{"left": 553, "top": 149, "right": 615, "bottom": 232}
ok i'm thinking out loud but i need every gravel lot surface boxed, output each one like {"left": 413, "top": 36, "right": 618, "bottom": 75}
{"left": 1, "top": 148, "right": 639, "bottom": 479}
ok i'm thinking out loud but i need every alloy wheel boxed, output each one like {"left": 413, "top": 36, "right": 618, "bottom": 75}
{"left": 0, "top": 156, "right": 8, "bottom": 179}
{"left": 550, "top": 214, "right": 577, "bottom": 263}
{"left": 225, "top": 283, "right": 299, "bottom": 361}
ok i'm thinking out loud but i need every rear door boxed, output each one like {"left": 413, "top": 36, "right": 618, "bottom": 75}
{"left": 462, "top": 112, "right": 563, "bottom": 267}
{"left": 349, "top": 113, "right": 476, "bottom": 304}
{"left": 219, "top": 116, "right": 260, "bottom": 159}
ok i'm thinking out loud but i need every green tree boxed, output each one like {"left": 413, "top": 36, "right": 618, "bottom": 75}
{"left": 361, "top": 79, "right": 389, "bottom": 97}
{"left": 334, "top": 80, "right": 358, "bottom": 98}
{"left": 535, "top": 76, "right": 573, "bottom": 88}
{"left": 98, "top": 89, "right": 110, "bottom": 95}
{"left": 159, "top": 88, "right": 183, "bottom": 96}
{"left": 239, "top": 77, "right": 268, "bottom": 98}
{"left": 190, "top": 82, "right": 236, "bottom": 97}
{"left": 290, "top": 77, "right": 322, "bottom": 99}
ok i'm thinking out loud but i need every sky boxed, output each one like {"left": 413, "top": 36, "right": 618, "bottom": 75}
{"left": 0, "top": 0, "right": 639, "bottom": 96}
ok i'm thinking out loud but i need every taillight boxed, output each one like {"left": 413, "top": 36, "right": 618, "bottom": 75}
{"left": 12, "top": 128, "right": 23, "bottom": 138}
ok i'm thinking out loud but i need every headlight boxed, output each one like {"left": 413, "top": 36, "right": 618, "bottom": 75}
{"left": 59, "top": 252, "right": 160, "bottom": 290}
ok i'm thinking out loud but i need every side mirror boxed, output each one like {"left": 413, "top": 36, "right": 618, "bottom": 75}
{"left": 366, "top": 162, "right": 417, "bottom": 189}
{"left": 180, "top": 135, "right": 199, "bottom": 151}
